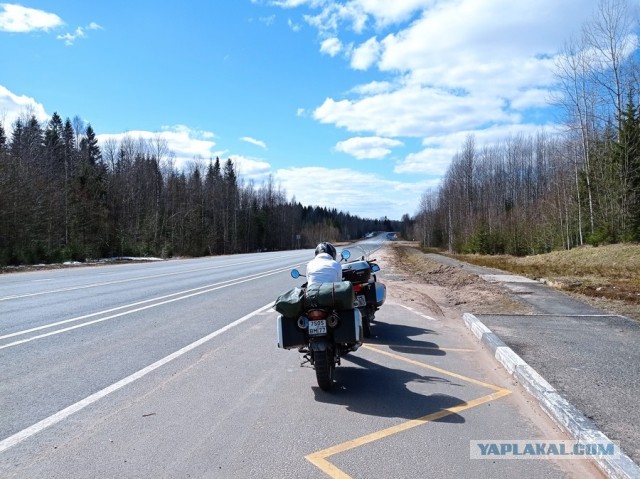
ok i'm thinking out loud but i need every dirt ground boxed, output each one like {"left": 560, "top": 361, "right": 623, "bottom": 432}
{"left": 373, "top": 242, "right": 534, "bottom": 321}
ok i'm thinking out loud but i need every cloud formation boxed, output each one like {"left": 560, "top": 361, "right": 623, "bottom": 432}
{"left": 275, "top": 165, "right": 432, "bottom": 219}
{"left": 240, "top": 136, "right": 268, "bottom": 149}
{"left": 276, "top": 0, "right": 603, "bottom": 180}
{"left": 96, "top": 125, "right": 218, "bottom": 166}
{"left": 57, "top": 21, "right": 103, "bottom": 46}
{"left": 0, "top": 85, "right": 49, "bottom": 127}
{"left": 335, "top": 136, "right": 403, "bottom": 159}
{"left": 0, "top": 3, "right": 63, "bottom": 32}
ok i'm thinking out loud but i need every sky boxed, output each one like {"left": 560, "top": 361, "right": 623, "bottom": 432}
{"left": 0, "top": 0, "right": 608, "bottom": 220}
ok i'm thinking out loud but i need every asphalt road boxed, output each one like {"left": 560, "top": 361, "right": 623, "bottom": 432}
{"left": 0, "top": 242, "right": 603, "bottom": 478}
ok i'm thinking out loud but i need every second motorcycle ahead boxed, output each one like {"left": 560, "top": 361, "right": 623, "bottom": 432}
{"left": 340, "top": 246, "right": 386, "bottom": 338}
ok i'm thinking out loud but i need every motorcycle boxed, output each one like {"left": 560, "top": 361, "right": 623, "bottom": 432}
{"left": 340, "top": 247, "right": 386, "bottom": 338}
{"left": 274, "top": 248, "right": 385, "bottom": 391}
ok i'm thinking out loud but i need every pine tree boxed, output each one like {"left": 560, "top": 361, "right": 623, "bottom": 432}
{"left": 617, "top": 96, "right": 640, "bottom": 239}
{"left": 73, "top": 123, "right": 108, "bottom": 259}
{"left": 0, "top": 122, "right": 6, "bottom": 151}
{"left": 223, "top": 159, "right": 238, "bottom": 253}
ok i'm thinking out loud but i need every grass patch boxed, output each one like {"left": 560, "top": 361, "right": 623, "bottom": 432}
{"left": 434, "top": 243, "right": 640, "bottom": 320}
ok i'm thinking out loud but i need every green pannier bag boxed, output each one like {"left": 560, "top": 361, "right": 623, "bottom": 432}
{"left": 304, "top": 281, "right": 355, "bottom": 311}
{"left": 274, "top": 287, "right": 305, "bottom": 318}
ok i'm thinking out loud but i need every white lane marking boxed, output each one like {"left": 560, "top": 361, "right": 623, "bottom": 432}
{"left": 0, "top": 252, "right": 308, "bottom": 302}
{"left": 0, "top": 302, "right": 273, "bottom": 454}
{"left": 0, "top": 263, "right": 299, "bottom": 350}
{"left": 0, "top": 264, "right": 298, "bottom": 341}
{"left": 394, "top": 303, "right": 439, "bottom": 321}
{"left": 32, "top": 279, "right": 54, "bottom": 282}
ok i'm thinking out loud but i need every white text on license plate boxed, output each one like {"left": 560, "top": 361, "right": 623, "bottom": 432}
{"left": 308, "top": 319, "right": 327, "bottom": 335}
{"left": 356, "top": 295, "right": 366, "bottom": 307}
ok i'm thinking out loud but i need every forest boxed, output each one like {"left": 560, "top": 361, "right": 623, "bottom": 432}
{"left": 0, "top": 115, "right": 398, "bottom": 266}
{"left": 412, "top": 0, "right": 640, "bottom": 255}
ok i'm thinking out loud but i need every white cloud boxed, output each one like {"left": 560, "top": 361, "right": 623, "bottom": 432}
{"left": 376, "top": 0, "right": 595, "bottom": 99}
{"left": 395, "top": 123, "right": 562, "bottom": 175}
{"left": 350, "top": 35, "right": 380, "bottom": 70}
{"left": 298, "top": 0, "right": 432, "bottom": 34}
{"left": 229, "top": 155, "right": 272, "bottom": 183}
{"left": 95, "top": 127, "right": 274, "bottom": 185}
{"left": 240, "top": 136, "right": 268, "bottom": 149}
{"left": 320, "top": 37, "right": 342, "bottom": 56}
{"left": 314, "top": 85, "right": 514, "bottom": 137}
{"left": 304, "top": 2, "right": 368, "bottom": 34}
{"left": 287, "top": 18, "right": 302, "bottom": 32}
{"left": 56, "top": 21, "right": 103, "bottom": 46}
{"left": 0, "top": 85, "right": 49, "bottom": 129}
{"left": 97, "top": 125, "right": 218, "bottom": 168}
{"left": 510, "top": 88, "right": 553, "bottom": 110}
{"left": 0, "top": 3, "right": 63, "bottom": 32}
{"left": 350, "top": 0, "right": 432, "bottom": 28}
{"left": 272, "top": 0, "right": 321, "bottom": 7}
{"left": 335, "top": 136, "right": 403, "bottom": 159}
{"left": 275, "top": 166, "right": 423, "bottom": 218}
{"left": 349, "top": 80, "right": 393, "bottom": 96}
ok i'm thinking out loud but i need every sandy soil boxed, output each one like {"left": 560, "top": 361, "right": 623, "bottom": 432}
{"left": 373, "top": 242, "right": 534, "bottom": 321}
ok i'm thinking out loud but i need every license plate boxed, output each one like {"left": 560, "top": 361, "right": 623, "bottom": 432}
{"left": 356, "top": 295, "right": 367, "bottom": 307}
{"left": 308, "top": 319, "right": 327, "bottom": 336}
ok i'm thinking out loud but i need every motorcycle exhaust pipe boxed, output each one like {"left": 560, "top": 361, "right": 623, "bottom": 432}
{"left": 327, "top": 314, "right": 339, "bottom": 328}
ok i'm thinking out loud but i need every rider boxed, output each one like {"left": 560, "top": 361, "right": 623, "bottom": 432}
{"left": 306, "top": 242, "right": 342, "bottom": 286}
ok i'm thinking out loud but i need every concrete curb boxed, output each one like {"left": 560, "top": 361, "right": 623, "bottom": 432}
{"left": 463, "top": 312, "right": 640, "bottom": 479}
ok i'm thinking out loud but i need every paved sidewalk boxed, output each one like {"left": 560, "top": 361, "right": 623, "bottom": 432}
{"left": 426, "top": 254, "right": 640, "bottom": 469}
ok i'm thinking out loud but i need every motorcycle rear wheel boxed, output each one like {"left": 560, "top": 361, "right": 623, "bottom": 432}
{"left": 362, "top": 314, "right": 372, "bottom": 338}
{"left": 314, "top": 349, "right": 335, "bottom": 391}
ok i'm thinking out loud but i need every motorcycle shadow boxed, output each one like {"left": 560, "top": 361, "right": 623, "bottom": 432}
{"left": 366, "top": 320, "right": 446, "bottom": 356}
{"left": 313, "top": 354, "right": 466, "bottom": 423}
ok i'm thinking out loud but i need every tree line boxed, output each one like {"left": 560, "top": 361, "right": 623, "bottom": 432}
{"left": 412, "top": 0, "right": 640, "bottom": 255}
{"left": 0, "top": 114, "right": 397, "bottom": 266}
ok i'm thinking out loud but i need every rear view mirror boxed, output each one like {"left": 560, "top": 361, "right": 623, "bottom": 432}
{"left": 371, "top": 264, "right": 380, "bottom": 272}
{"left": 341, "top": 250, "right": 351, "bottom": 260}
{"left": 291, "top": 269, "right": 301, "bottom": 279}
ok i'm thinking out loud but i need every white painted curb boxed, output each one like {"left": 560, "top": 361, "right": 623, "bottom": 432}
{"left": 463, "top": 312, "right": 640, "bottom": 479}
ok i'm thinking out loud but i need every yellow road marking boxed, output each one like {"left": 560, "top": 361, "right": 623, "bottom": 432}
{"left": 363, "top": 345, "right": 505, "bottom": 392}
{"left": 305, "top": 344, "right": 512, "bottom": 478}
{"left": 374, "top": 344, "right": 476, "bottom": 353}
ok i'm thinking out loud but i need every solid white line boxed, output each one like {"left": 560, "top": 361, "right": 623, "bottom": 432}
{"left": 0, "top": 264, "right": 299, "bottom": 350}
{"left": 0, "top": 302, "right": 273, "bottom": 454}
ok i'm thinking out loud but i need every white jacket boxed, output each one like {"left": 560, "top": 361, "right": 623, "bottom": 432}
{"left": 306, "top": 253, "right": 342, "bottom": 286}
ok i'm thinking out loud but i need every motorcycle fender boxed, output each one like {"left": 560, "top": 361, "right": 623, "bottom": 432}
{"left": 310, "top": 337, "right": 329, "bottom": 352}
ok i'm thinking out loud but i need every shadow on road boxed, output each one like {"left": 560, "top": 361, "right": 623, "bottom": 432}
{"left": 366, "top": 320, "right": 446, "bottom": 356}
{"left": 312, "top": 353, "right": 466, "bottom": 423}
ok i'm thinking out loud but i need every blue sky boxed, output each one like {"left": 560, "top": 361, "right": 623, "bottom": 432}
{"left": 1, "top": 0, "right": 606, "bottom": 220}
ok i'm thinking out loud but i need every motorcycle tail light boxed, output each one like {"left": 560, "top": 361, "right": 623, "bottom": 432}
{"left": 307, "top": 309, "right": 329, "bottom": 321}
{"left": 353, "top": 283, "right": 363, "bottom": 293}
